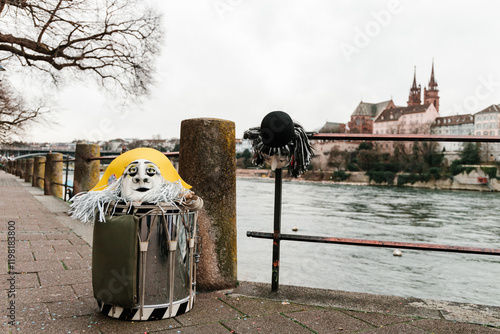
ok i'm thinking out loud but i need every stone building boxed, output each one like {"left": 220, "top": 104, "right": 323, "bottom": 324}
{"left": 318, "top": 121, "right": 346, "bottom": 133}
{"left": 347, "top": 100, "right": 395, "bottom": 133}
{"left": 431, "top": 114, "right": 475, "bottom": 152}
{"left": 474, "top": 104, "right": 500, "bottom": 161}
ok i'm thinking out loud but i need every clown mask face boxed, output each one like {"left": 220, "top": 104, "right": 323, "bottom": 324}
{"left": 120, "top": 159, "right": 164, "bottom": 201}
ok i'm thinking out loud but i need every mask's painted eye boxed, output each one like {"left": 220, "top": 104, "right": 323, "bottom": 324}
{"left": 127, "top": 165, "right": 138, "bottom": 177}
{"left": 146, "top": 166, "right": 157, "bottom": 177}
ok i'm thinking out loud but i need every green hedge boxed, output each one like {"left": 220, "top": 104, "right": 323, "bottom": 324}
{"left": 367, "top": 171, "right": 396, "bottom": 185}
{"left": 333, "top": 170, "right": 351, "bottom": 181}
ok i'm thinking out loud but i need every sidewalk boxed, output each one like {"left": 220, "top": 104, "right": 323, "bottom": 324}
{"left": 1, "top": 170, "right": 499, "bottom": 333}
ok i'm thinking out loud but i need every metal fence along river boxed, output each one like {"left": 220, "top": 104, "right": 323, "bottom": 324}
{"left": 237, "top": 178, "right": 500, "bottom": 307}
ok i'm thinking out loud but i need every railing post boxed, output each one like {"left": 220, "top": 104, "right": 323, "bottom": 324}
{"left": 25, "top": 158, "right": 34, "bottom": 183}
{"left": 179, "top": 118, "right": 237, "bottom": 290}
{"left": 33, "top": 156, "right": 46, "bottom": 188}
{"left": 272, "top": 168, "right": 283, "bottom": 292}
{"left": 44, "top": 153, "right": 63, "bottom": 198}
{"left": 74, "top": 143, "right": 100, "bottom": 195}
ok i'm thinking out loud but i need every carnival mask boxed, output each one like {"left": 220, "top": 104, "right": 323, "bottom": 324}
{"left": 120, "top": 159, "right": 164, "bottom": 201}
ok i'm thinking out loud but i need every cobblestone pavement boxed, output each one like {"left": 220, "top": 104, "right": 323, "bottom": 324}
{"left": 1, "top": 170, "right": 500, "bottom": 333}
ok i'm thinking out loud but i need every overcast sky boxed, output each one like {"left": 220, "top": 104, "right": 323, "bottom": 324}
{"left": 21, "top": 0, "right": 500, "bottom": 143}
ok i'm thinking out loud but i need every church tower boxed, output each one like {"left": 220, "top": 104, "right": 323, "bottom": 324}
{"left": 424, "top": 60, "right": 440, "bottom": 112}
{"left": 407, "top": 67, "right": 422, "bottom": 106}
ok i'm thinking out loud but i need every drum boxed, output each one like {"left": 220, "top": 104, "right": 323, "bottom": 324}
{"left": 93, "top": 202, "right": 200, "bottom": 321}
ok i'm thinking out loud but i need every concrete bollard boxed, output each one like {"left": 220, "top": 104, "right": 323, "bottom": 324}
{"left": 33, "top": 156, "right": 46, "bottom": 188}
{"left": 74, "top": 143, "right": 100, "bottom": 195}
{"left": 44, "top": 153, "right": 63, "bottom": 198}
{"left": 25, "top": 158, "right": 34, "bottom": 183}
{"left": 179, "top": 118, "right": 237, "bottom": 290}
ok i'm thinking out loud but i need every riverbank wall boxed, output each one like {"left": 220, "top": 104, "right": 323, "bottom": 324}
{"left": 236, "top": 168, "right": 500, "bottom": 192}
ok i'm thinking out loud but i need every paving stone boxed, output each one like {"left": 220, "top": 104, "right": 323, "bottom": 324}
{"left": 45, "top": 297, "right": 97, "bottom": 319}
{"left": 361, "top": 322, "right": 429, "bottom": 333}
{"left": 15, "top": 233, "right": 50, "bottom": 241}
{"left": 71, "top": 282, "right": 94, "bottom": 298}
{"left": 61, "top": 258, "right": 92, "bottom": 270}
{"left": 284, "top": 308, "right": 376, "bottom": 333}
{"left": 155, "top": 322, "right": 230, "bottom": 333}
{"left": 412, "top": 318, "right": 500, "bottom": 333}
{"left": 223, "top": 313, "right": 313, "bottom": 333}
{"left": 342, "top": 309, "right": 415, "bottom": 327}
{"left": 52, "top": 244, "right": 92, "bottom": 254}
{"left": 33, "top": 239, "right": 73, "bottom": 246}
{"left": 221, "top": 294, "right": 313, "bottom": 317}
{"left": 11, "top": 313, "right": 102, "bottom": 333}
{"left": 96, "top": 312, "right": 180, "bottom": 334}
{"left": 15, "top": 285, "right": 77, "bottom": 304}
{"left": 38, "top": 269, "right": 92, "bottom": 287}
{"left": 175, "top": 294, "right": 244, "bottom": 326}
{"left": 13, "top": 259, "right": 65, "bottom": 273}
{"left": 1, "top": 272, "right": 40, "bottom": 289}
{"left": 7, "top": 303, "right": 51, "bottom": 325}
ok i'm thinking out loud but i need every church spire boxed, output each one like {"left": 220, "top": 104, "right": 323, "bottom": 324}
{"left": 424, "top": 60, "right": 440, "bottom": 112}
{"left": 428, "top": 59, "right": 438, "bottom": 90}
{"left": 412, "top": 66, "right": 418, "bottom": 88}
{"left": 408, "top": 66, "right": 421, "bottom": 106}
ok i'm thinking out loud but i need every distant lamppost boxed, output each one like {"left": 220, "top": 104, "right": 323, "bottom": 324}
{"left": 0, "top": 63, "right": 5, "bottom": 82}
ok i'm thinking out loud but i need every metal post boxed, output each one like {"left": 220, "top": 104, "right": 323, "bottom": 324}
{"left": 271, "top": 168, "right": 283, "bottom": 292}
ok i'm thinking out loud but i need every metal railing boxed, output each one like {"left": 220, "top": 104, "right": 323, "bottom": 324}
{"left": 247, "top": 133, "right": 500, "bottom": 292}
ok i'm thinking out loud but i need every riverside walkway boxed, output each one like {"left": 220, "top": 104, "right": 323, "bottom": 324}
{"left": 1, "top": 170, "right": 499, "bottom": 334}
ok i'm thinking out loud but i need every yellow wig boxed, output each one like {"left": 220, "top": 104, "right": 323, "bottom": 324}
{"left": 92, "top": 147, "right": 191, "bottom": 191}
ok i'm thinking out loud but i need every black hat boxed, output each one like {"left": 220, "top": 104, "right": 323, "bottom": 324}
{"left": 260, "top": 111, "right": 294, "bottom": 148}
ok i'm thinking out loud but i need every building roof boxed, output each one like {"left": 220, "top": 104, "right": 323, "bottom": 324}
{"left": 432, "top": 114, "right": 474, "bottom": 127}
{"left": 318, "top": 122, "right": 344, "bottom": 133}
{"left": 475, "top": 104, "right": 500, "bottom": 114}
{"left": 351, "top": 100, "right": 393, "bottom": 117}
{"left": 374, "top": 104, "right": 431, "bottom": 123}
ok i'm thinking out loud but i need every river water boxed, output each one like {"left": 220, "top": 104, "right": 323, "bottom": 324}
{"left": 236, "top": 177, "right": 500, "bottom": 306}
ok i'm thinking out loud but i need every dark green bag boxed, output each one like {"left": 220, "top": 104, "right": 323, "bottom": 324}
{"left": 92, "top": 214, "right": 139, "bottom": 308}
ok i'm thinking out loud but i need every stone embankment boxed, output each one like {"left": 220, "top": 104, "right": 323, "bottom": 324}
{"left": 237, "top": 169, "right": 500, "bottom": 192}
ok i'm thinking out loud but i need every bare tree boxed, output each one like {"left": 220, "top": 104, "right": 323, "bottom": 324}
{"left": 0, "top": 0, "right": 163, "bottom": 97}
{"left": 0, "top": 80, "right": 48, "bottom": 143}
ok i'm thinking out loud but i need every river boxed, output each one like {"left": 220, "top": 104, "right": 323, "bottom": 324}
{"left": 236, "top": 177, "right": 500, "bottom": 307}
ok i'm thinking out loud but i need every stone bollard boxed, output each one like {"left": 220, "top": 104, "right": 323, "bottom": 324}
{"left": 44, "top": 153, "right": 63, "bottom": 198}
{"left": 15, "top": 160, "right": 20, "bottom": 177}
{"left": 19, "top": 160, "right": 26, "bottom": 179}
{"left": 33, "top": 156, "right": 46, "bottom": 188}
{"left": 179, "top": 118, "right": 237, "bottom": 290}
{"left": 74, "top": 143, "right": 100, "bottom": 195}
{"left": 25, "top": 158, "right": 34, "bottom": 183}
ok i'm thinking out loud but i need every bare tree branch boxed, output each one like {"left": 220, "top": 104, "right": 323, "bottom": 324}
{"left": 0, "top": 80, "right": 48, "bottom": 143}
{"left": 0, "top": 0, "right": 163, "bottom": 97}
